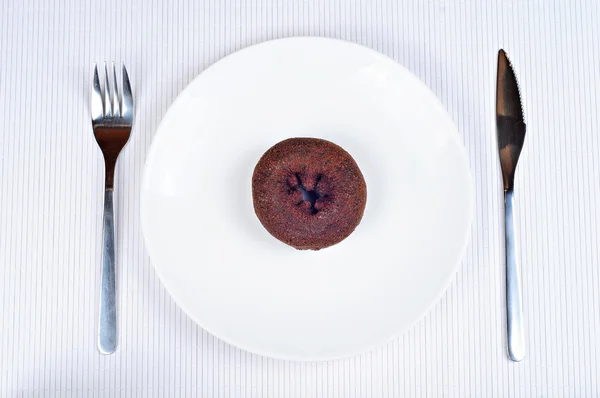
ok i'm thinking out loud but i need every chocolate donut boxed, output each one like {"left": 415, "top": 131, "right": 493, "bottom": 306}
{"left": 252, "top": 138, "right": 367, "bottom": 250}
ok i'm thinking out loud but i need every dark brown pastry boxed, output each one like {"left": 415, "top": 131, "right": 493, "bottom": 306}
{"left": 252, "top": 138, "right": 367, "bottom": 250}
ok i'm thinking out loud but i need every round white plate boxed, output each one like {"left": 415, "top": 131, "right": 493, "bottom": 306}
{"left": 141, "top": 37, "right": 474, "bottom": 361}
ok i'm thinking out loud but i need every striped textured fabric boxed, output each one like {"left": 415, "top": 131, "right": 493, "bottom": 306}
{"left": 1, "top": 0, "right": 599, "bottom": 396}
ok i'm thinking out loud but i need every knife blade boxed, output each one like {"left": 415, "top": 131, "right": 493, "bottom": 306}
{"left": 496, "top": 49, "right": 526, "bottom": 362}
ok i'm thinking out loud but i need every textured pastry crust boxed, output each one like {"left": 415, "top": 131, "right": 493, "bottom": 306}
{"left": 252, "top": 138, "right": 367, "bottom": 250}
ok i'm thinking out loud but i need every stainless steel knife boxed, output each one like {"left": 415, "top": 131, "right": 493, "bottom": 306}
{"left": 496, "top": 49, "right": 526, "bottom": 362}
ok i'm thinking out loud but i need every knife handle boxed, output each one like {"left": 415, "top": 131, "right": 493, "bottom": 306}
{"left": 505, "top": 190, "right": 525, "bottom": 361}
{"left": 98, "top": 188, "right": 117, "bottom": 354}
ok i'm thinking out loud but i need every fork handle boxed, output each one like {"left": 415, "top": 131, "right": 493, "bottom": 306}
{"left": 98, "top": 188, "right": 117, "bottom": 354}
{"left": 505, "top": 190, "right": 525, "bottom": 361}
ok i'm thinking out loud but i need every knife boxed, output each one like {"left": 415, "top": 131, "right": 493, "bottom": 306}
{"left": 496, "top": 49, "right": 526, "bottom": 362}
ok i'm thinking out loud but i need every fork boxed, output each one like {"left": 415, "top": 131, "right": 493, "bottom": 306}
{"left": 91, "top": 62, "right": 133, "bottom": 354}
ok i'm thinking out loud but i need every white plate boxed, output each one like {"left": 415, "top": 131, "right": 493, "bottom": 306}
{"left": 141, "top": 37, "right": 474, "bottom": 361}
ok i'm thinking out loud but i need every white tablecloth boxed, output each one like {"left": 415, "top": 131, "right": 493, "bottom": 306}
{"left": 1, "top": 0, "right": 599, "bottom": 396}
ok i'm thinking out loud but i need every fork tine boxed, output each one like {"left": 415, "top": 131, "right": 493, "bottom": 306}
{"left": 121, "top": 64, "right": 133, "bottom": 122}
{"left": 91, "top": 64, "right": 103, "bottom": 121}
{"left": 112, "top": 62, "right": 120, "bottom": 118}
{"left": 104, "top": 62, "right": 112, "bottom": 118}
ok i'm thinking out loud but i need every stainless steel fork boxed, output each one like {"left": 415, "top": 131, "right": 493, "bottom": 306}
{"left": 91, "top": 62, "right": 133, "bottom": 354}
